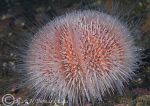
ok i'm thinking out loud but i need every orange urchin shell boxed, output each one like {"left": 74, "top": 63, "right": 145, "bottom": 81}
{"left": 25, "top": 10, "right": 139, "bottom": 105}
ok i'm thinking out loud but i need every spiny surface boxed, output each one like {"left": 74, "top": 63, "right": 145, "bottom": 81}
{"left": 25, "top": 10, "right": 139, "bottom": 105}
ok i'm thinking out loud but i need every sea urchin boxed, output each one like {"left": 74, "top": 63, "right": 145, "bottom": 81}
{"left": 24, "top": 10, "right": 140, "bottom": 105}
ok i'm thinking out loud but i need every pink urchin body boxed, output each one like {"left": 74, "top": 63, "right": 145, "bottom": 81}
{"left": 25, "top": 10, "right": 139, "bottom": 105}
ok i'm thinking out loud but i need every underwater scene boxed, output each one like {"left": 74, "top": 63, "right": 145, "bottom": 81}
{"left": 0, "top": 0, "right": 150, "bottom": 106}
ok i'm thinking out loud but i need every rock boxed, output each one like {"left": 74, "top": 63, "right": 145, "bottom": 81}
{"left": 136, "top": 95, "right": 150, "bottom": 106}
